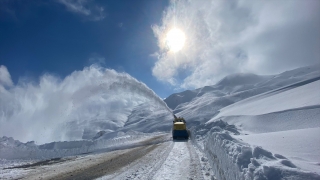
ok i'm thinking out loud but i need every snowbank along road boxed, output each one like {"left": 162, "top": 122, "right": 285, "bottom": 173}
{"left": 2, "top": 134, "right": 212, "bottom": 180}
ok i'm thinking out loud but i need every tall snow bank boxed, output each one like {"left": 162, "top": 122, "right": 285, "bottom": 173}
{"left": 191, "top": 122, "right": 320, "bottom": 180}
{"left": 0, "top": 132, "right": 167, "bottom": 161}
{"left": 204, "top": 129, "right": 320, "bottom": 180}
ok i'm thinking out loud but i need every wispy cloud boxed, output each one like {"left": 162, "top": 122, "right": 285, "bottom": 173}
{"left": 57, "top": 0, "right": 105, "bottom": 21}
{"left": 0, "top": 65, "right": 13, "bottom": 88}
{"left": 152, "top": 0, "right": 320, "bottom": 89}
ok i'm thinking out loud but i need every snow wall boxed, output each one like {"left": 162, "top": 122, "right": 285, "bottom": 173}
{"left": 0, "top": 132, "right": 167, "bottom": 161}
{"left": 191, "top": 121, "right": 320, "bottom": 180}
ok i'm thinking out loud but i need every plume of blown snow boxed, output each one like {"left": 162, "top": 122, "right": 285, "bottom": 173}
{"left": 0, "top": 65, "right": 171, "bottom": 144}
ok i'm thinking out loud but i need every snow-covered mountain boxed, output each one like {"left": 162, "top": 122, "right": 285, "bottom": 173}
{"left": 123, "top": 64, "right": 320, "bottom": 178}
{"left": 167, "top": 64, "right": 320, "bottom": 178}
{"left": 71, "top": 63, "right": 320, "bottom": 145}
{"left": 1, "top": 64, "right": 319, "bottom": 179}
{"left": 161, "top": 64, "right": 320, "bottom": 179}
{"left": 164, "top": 64, "right": 320, "bottom": 124}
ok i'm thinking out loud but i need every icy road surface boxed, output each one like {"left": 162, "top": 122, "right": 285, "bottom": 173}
{"left": 2, "top": 134, "right": 209, "bottom": 180}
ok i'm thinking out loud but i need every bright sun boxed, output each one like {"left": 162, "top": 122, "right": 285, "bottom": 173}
{"left": 166, "top": 28, "right": 186, "bottom": 52}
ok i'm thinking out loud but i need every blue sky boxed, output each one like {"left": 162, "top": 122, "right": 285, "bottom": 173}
{"left": 0, "top": 0, "right": 173, "bottom": 98}
{"left": 1, "top": 0, "right": 319, "bottom": 98}
{"left": 0, "top": 0, "right": 319, "bottom": 143}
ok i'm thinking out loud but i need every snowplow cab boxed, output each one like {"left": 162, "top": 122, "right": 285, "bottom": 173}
{"left": 172, "top": 115, "right": 189, "bottom": 140}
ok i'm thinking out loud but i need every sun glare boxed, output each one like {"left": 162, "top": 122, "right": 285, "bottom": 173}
{"left": 166, "top": 28, "right": 186, "bottom": 52}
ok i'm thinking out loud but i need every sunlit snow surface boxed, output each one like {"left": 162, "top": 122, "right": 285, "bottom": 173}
{"left": 204, "top": 76, "right": 320, "bottom": 176}
{"left": 216, "top": 79, "right": 320, "bottom": 116}
{"left": 237, "top": 127, "right": 320, "bottom": 174}
{"left": 1, "top": 64, "right": 320, "bottom": 180}
{"left": 170, "top": 64, "right": 320, "bottom": 179}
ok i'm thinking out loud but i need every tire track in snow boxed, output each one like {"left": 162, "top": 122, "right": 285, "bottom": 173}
{"left": 187, "top": 142, "right": 205, "bottom": 180}
{"left": 99, "top": 136, "right": 174, "bottom": 180}
{"left": 153, "top": 140, "right": 204, "bottom": 180}
{"left": 101, "top": 138, "right": 204, "bottom": 180}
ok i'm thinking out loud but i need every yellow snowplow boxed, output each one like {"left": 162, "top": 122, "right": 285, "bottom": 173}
{"left": 172, "top": 115, "right": 189, "bottom": 140}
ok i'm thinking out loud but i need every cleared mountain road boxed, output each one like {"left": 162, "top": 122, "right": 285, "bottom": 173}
{"left": 9, "top": 134, "right": 206, "bottom": 180}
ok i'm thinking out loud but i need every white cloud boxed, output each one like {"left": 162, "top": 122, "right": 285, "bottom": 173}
{"left": 152, "top": 0, "right": 320, "bottom": 89}
{"left": 57, "top": 0, "right": 105, "bottom": 21}
{"left": 0, "top": 65, "right": 169, "bottom": 144}
{"left": 0, "top": 65, "right": 13, "bottom": 88}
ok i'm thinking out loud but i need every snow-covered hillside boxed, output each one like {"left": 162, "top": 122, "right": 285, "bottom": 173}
{"left": 165, "top": 64, "right": 320, "bottom": 125}
{"left": 165, "top": 64, "right": 320, "bottom": 179}
{"left": 1, "top": 64, "right": 319, "bottom": 180}
{"left": 202, "top": 78, "right": 320, "bottom": 179}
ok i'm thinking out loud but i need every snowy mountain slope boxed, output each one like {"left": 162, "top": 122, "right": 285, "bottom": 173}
{"left": 173, "top": 85, "right": 274, "bottom": 126}
{"left": 1, "top": 64, "right": 319, "bottom": 180}
{"left": 221, "top": 106, "right": 320, "bottom": 134}
{"left": 114, "top": 64, "right": 320, "bottom": 140}
{"left": 215, "top": 78, "right": 320, "bottom": 117}
{"left": 163, "top": 73, "right": 268, "bottom": 110}
{"left": 166, "top": 64, "right": 320, "bottom": 114}
{"left": 203, "top": 78, "right": 320, "bottom": 176}
{"left": 161, "top": 64, "right": 319, "bottom": 129}
{"left": 164, "top": 90, "right": 199, "bottom": 110}
{"left": 256, "top": 64, "right": 320, "bottom": 88}
{"left": 161, "top": 64, "right": 320, "bottom": 179}
{"left": 216, "top": 73, "right": 270, "bottom": 86}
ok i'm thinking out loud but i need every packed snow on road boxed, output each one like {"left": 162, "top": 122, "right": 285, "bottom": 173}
{"left": 1, "top": 64, "right": 320, "bottom": 180}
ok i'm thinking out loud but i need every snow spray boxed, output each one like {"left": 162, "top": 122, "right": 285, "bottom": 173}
{"left": 104, "top": 70, "right": 173, "bottom": 114}
{"left": 0, "top": 65, "right": 173, "bottom": 144}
